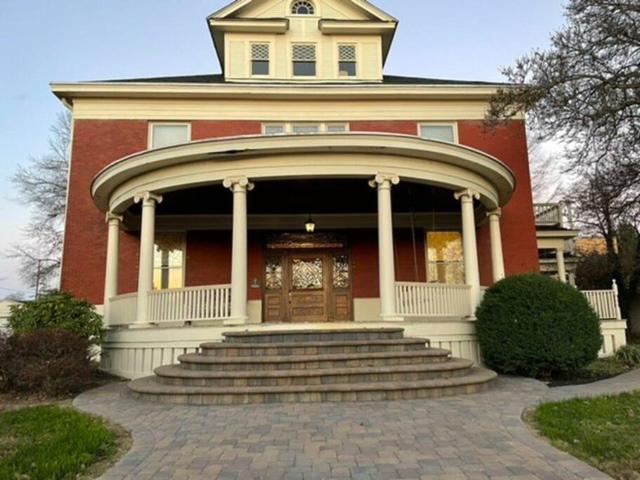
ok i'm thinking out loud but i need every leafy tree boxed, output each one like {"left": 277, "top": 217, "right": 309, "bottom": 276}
{"left": 9, "top": 111, "right": 71, "bottom": 294}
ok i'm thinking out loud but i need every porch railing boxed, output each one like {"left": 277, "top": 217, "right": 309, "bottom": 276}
{"left": 109, "top": 293, "right": 137, "bottom": 327}
{"left": 148, "top": 284, "right": 231, "bottom": 324}
{"left": 582, "top": 281, "right": 623, "bottom": 320}
{"left": 533, "top": 203, "right": 564, "bottom": 226}
{"left": 395, "top": 282, "right": 472, "bottom": 317}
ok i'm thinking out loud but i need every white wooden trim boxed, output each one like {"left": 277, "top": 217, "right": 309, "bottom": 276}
{"left": 395, "top": 282, "right": 472, "bottom": 317}
{"left": 148, "top": 284, "right": 232, "bottom": 324}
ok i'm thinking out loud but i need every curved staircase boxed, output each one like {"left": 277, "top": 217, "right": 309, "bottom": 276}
{"left": 128, "top": 328, "right": 496, "bottom": 405}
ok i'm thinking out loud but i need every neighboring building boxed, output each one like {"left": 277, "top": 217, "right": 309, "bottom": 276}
{"left": 534, "top": 203, "right": 580, "bottom": 284}
{"left": 51, "top": 0, "right": 625, "bottom": 379}
{"left": 0, "top": 300, "right": 20, "bottom": 332}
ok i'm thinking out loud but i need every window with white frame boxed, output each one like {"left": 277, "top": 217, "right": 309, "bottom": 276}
{"left": 150, "top": 123, "right": 191, "bottom": 149}
{"left": 338, "top": 44, "right": 357, "bottom": 77}
{"left": 291, "top": 1, "right": 315, "bottom": 15}
{"left": 419, "top": 124, "right": 457, "bottom": 143}
{"left": 292, "top": 44, "right": 317, "bottom": 77}
{"left": 263, "top": 122, "right": 349, "bottom": 135}
{"left": 251, "top": 43, "right": 270, "bottom": 76}
{"left": 153, "top": 233, "right": 185, "bottom": 290}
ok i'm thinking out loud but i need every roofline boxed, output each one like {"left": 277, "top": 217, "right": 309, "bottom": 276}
{"left": 50, "top": 81, "right": 510, "bottom": 103}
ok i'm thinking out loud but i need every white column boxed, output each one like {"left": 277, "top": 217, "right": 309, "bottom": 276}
{"left": 455, "top": 189, "right": 481, "bottom": 314}
{"left": 103, "top": 212, "right": 123, "bottom": 326}
{"left": 556, "top": 247, "right": 567, "bottom": 283}
{"left": 369, "top": 173, "right": 402, "bottom": 322}
{"left": 224, "top": 176, "right": 254, "bottom": 325}
{"left": 134, "top": 192, "right": 163, "bottom": 326}
{"left": 487, "top": 209, "right": 506, "bottom": 282}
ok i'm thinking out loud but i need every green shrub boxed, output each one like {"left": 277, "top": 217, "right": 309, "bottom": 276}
{"left": 476, "top": 274, "right": 603, "bottom": 379}
{"left": 615, "top": 344, "right": 640, "bottom": 367}
{"left": 8, "top": 290, "right": 104, "bottom": 346}
{"left": 1, "top": 329, "right": 93, "bottom": 396}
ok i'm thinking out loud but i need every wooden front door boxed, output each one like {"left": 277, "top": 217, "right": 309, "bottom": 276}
{"left": 263, "top": 249, "right": 353, "bottom": 323}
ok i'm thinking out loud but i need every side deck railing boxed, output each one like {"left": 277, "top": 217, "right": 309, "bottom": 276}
{"left": 395, "top": 282, "right": 472, "bottom": 317}
{"left": 582, "top": 281, "right": 623, "bottom": 320}
{"left": 148, "top": 284, "right": 231, "bottom": 324}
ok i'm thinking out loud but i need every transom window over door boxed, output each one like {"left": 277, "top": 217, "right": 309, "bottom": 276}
{"left": 426, "top": 232, "right": 464, "bottom": 285}
{"left": 292, "top": 44, "right": 317, "bottom": 77}
{"left": 291, "top": 1, "right": 315, "bottom": 15}
{"left": 263, "top": 122, "right": 348, "bottom": 134}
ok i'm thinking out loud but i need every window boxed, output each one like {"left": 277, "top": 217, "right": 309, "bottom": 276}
{"left": 292, "top": 44, "right": 317, "bottom": 77}
{"left": 150, "top": 123, "right": 190, "bottom": 149}
{"left": 263, "top": 123, "right": 349, "bottom": 135}
{"left": 153, "top": 234, "right": 185, "bottom": 290}
{"left": 291, "top": 1, "right": 315, "bottom": 15}
{"left": 338, "top": 44, "right": 357, "bottom": 77}
{"left": 264, "top": 124, "right": 286, "bottom": 135}
{"left": 419, "top": 124, "right": 457, "bottom": 143}
{"left": 426, "top": 232, "right": 464, "bottom": 285}
{"left": 251, "top": 43, "right": 270, "bottom": 76}
{"left": 292, "top": 124, "right": 321, "bottom": 134}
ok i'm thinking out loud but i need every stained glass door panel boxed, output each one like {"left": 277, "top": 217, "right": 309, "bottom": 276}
{"left": 288, "top": 255, "right": 328, "bottom": 322}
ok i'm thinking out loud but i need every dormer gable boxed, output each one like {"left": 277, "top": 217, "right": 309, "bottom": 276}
{"left": 208, "top": 0, "right": 397, "bottom": 83}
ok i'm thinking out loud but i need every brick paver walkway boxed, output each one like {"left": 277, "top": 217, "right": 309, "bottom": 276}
{"left": 73, "top": 372, "right": 640, "bottom": 480}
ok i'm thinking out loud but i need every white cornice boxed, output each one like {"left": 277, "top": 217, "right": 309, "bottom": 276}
{"left": 50, "top": 81, "right": 506, "bottom": 103}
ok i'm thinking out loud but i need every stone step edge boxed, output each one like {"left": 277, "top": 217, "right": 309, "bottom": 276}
{"left": 155, "top": 358, "right": 473, "bottom": 379}
{"left": 129, "top": 368, "right": 497, "bottom": 395}
{"left": 177, "top": 348, "right": 451, "bottom": 365}
{"left": 201, "top": 338, "right": 430, "bottom": 350}
{"left": 222, "top": 328, "right": 404, "bottom": 338}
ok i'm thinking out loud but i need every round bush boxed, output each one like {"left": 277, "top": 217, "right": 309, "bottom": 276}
{"left": 8, "top": 291, "right": 104, "bottom": 346}
{"left": 476, "top": 274, "right": 603, "bottom": 379}
{"left": 1, "top": 329, "right": 93, "bottom": 396}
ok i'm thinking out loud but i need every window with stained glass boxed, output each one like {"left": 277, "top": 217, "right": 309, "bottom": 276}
{"left": 292, "top": 258, "right": 323, "bottom": 290}
{"left": 332, "top": 255, "right": 350, "bottom": 289}
{"left": 265, "top": 257, "right": 283, "bottom": 290}
{"left": 426, "top": 232, "right": 464, "bottom": 284}
{"left": 153, "top": 233, "right": 185, "bottom": 290}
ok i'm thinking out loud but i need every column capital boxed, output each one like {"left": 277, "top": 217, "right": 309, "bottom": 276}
{"left": 134, "top": 192, "right": 163, "bottom": 205}
{"left": 223, "top": 176, "right": 255, "bottom": 192}
{"left": 454, "top": 189, "right": 480, "bottom": 201}
{"left": 368, "top": 173, "right": 400, "bottom": 189}
{"left": 486, "top": 208, "right": 502, "bottom": 219}
{"left": 105, "top": 212, "right": 123, "bottom": 224}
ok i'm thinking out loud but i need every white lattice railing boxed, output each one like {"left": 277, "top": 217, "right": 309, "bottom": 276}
{"left": 395, "top": 282, "right": 472, "bottom": 317}
{"left": 108, "top": 293, "right": 137, "bottom": 327}
{"left": 148, "top": 284, "right": 231, "bottom": 324}
{"left": 582, "top": 281, "right": 622, "bottom": 320}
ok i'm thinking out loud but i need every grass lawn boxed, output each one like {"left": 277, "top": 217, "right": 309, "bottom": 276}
{"left": 531, "top": 391, "right": 640, "bottom": 480}
{"left": 0, "top": 405, "right": 123, "bottom": 480}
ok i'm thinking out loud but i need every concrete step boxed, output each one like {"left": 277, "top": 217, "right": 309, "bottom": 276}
{"left": 128, "top": 367, "right": 497, "bottom": 405}
{"left": 154, "top": 359, "right": 474, "bottom": 387}
{"left": 222, "top": 328, "right": 405, "bottom": 344}
{"left": 177, "top": 349, "right": 452, "bottom": 371}
{"left": 199, "top": 338, "right": 430, "bottom": 357}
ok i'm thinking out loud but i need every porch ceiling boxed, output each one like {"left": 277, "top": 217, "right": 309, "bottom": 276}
{"left": 91, "top": 133, "right": 516, "bottom": 214}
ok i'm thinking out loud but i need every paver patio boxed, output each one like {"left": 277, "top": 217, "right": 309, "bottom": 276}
{"left": 74, "top": 369, "right": 640, "bottom": 480}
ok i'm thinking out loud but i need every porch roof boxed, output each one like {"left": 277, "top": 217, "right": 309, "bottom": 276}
{"left": 91, "top": 133, "right": 516, "bottom": 214}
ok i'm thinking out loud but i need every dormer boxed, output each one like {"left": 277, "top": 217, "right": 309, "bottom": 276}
{"left": 208, "top": 0, "right": 397, "bottom": 83}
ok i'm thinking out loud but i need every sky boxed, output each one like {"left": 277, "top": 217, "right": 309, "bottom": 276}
{"left": 0, "top": 0, "right": 567, "bottom": 299}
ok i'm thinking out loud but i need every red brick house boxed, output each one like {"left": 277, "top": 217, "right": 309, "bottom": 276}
{"left": 51, "top": 0, "right": 625, "bottom": 381}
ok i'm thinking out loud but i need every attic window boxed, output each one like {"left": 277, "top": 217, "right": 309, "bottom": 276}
{"left": 292, "top": 44, "right": 317, "bottom": 76}
{"left": 251, "top": 43, "right": 270, "bottom": 75}
{"left": 338, "top": 44, "right": 357, "bottom": 77}
{"left": 291, "top": 1, "right": 315, "bottom": 15}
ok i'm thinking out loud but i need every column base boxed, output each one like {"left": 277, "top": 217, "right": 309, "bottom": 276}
{"left": 224, "top": 316, "right": 249, "bottom": 326}
{"left": 379, "top": 314, "right": 405, "bottom": 322}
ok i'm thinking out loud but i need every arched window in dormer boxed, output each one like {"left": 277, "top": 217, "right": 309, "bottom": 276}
{"left": 291, "top": 1, "right": 315, "bottom": 15}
